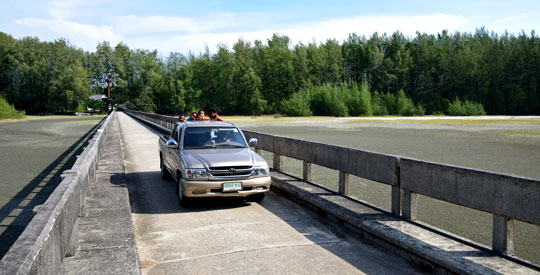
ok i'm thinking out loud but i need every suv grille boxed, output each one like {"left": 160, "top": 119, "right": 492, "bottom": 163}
{"left": 209, "top": 166, "right": 252, "bottom": 170}
{"left": 208, "top": 166, "right": 253, "bottom": 178}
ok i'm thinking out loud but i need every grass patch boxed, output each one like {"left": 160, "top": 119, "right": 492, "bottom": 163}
{"left": 497, "top": 130, "right": 540, "bottom": 136}
{"left": 223, "top": 115, "right": 540, "bottom": 124}
{"left": 26, "top": 114, "right": 106, "bottom": 121}
{"left": 224, "top": 115, "right": 334, "bottom": 122}
{"left": 0, "top": 114, "right": 106, "bottom": 124}
{"left": 60, "top": 119, "right": 104, "bottom": 125}
{"left": 346, "top": 118, "right": 540, "bottom": 124}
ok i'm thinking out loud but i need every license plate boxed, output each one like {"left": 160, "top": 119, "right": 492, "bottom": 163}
{"left": 222, "top": 182, "right": 242, "bottom": 192}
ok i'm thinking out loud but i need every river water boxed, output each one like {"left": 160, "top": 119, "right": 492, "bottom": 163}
{"left": 0, "top": 116, "right": 103, "bottom": 259}
{"left": 233, "top": 117, "right": 540, "bottom": 265}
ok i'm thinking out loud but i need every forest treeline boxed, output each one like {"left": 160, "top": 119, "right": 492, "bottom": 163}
{"left": 0, "top": 28, "right": 539, "bottom": 116}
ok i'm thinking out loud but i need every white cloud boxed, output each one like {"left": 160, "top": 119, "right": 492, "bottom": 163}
{"left": 113, "top": 15, "right": 196, "bottom": 35}
{"left": 111, "top": 13, "right": 244, "bottom": 35}
{"left": 14, "top": 18, "right": 122, "bottom": 49}
{"left": 121, "top": 13, "right": 469, "bottom": 54}
{"left": 13, "top": 11, "right": 471, "bottom": 54}
{"left": 275, "top": 13, "right": 469, "bottom": 45}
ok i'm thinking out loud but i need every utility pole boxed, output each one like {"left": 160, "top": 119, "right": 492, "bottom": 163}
{"left": 106, "top": 76, "right": 111, "bottom": 98}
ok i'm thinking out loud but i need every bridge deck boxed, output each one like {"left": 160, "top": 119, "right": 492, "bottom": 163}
{"left": 61, "top": 113, "right": 140, "bottom": 274}
{"left": 117, "top": 112, "right": 424, "bottom": 274}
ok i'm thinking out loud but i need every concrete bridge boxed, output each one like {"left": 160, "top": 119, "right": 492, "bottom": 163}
{"left": 1, "top": 111, "right": 539, "bottom": 274}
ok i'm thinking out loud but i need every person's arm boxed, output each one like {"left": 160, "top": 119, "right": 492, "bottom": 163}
{"left": 216, "top": 115, "right": 224, "bottom": 121}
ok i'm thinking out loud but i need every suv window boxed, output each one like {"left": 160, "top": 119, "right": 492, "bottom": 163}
{"left": 171, "top": 127, "right": 177, "bottom": 142}
{"left": 183, "top": 127, "right": 247, "bottom": 149}
{"left": 170, "top": 125, "right": 183, "bottom": 143}
{"left": 175, "top": 125, "right": 183, "bottom": 142}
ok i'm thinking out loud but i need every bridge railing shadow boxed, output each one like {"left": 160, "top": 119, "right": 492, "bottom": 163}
{"left": 261, "top": 171, "right": 513, "bottom": 274}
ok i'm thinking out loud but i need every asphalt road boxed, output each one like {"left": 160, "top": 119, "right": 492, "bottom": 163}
{"left": 0, "top": 116, "right": 103, "bottom": 260}
{"left": 117, "top": 112, "right": 426, "bottom": 274}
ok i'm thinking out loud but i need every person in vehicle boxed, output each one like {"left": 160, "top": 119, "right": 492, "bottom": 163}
{"left": 208, "top": 108, "right": 224, "bottom": 121}
{"left": 178, "top": 114, "right": 186, "bottom": 123}
{"left": 196, "top": 110, "right": 209, "bottom": 121}
{"left": 187, "top": 112, "right": 197, "bottom": 121}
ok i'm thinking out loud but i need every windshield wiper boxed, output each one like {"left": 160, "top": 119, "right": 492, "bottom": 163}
{"left": 214, "top": 144, "right": 246, "bottom": 148}
{"left": 185, "top": 145, "right": 214, "bottom": 149}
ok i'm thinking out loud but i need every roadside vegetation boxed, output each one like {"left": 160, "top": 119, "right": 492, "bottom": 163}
{"left": 1, "top": 28, "right": 540, "bottom": 116}
{"left": 446, "top": 98, "right": 486, "bottom": 116}
{"left": 281, "top": 83, "right": 424, "bottom": 116}
{"left": 0, "top": 96, "right": 24, "bottom": 119}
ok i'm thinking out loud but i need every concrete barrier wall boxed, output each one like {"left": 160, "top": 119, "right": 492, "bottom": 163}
{"left": 122, "top": 109, "right": 540, "bottom": 256}
{"left": 242, "top": 130, "right": 399, "bottom": 186}
{"left": 400, "top": 158, "right": 540, "bottom": 226}
{"left": 0, "top": 112, "right": 114, "bottom": 275}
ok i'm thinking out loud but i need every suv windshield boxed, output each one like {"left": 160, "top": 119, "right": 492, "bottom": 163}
{"left": 183, "top": 127, "right": 247, "bottom": 149}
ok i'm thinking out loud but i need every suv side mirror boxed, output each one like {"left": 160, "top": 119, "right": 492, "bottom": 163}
{"left": 166, "top": 139, "right": 179, "bottom": 149}
{"left": 248, "top": 138, "right": 258, "bottom": 147}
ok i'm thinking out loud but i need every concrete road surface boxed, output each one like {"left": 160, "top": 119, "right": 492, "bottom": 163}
{"left": 117, "top": 112, "right": 425, "bottom": 275}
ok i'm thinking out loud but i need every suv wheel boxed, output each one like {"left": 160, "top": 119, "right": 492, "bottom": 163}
{"left": 176, "top": 171, "right": 191, "bottom": 207}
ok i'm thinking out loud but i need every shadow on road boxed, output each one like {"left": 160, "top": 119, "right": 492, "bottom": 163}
{"left": 0, "top": 117, "right": 104, "bottom": 260}
{"left": 125, "top": 170, "right": 252, "bottom": 215}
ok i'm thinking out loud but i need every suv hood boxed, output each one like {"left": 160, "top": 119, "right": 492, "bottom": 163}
{"left": 183, "top": 148, "right": 267, "bottom": 169}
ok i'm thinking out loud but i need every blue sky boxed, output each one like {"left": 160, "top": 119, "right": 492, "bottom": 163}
{"left": 1, "top": 0, "right": 538, "bottom": 54}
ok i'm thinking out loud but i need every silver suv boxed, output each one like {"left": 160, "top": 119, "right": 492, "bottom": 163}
{"left": 158, "top": 121, "right": 271, "bottom": 206}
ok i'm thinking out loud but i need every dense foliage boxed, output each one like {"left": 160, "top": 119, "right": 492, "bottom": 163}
{"left": 1, "top": 28, "right": 539, "bottom": 116}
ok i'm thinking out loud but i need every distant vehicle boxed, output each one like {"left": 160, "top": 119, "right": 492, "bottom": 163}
{"left": 158, "top": 121, "right": 271, "bottom": 206}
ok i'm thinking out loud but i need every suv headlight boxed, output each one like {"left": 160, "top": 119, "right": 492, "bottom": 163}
{"left": 185, "top": 168, "right": 208, "bottom": 179}
{"left": 253, "top": 166, "right": 270, "bottom": 176}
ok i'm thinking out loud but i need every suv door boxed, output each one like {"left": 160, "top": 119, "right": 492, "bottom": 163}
{"left": 165, "top": 126, "right": 179, "bottom": 170}
{"left": 168, "top": 125, "right": 184, "bottom": 179}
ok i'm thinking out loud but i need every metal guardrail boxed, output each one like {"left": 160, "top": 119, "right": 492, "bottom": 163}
{"left": 122, "top": 109, "right": 540, "bottom": 257}
{"left": 0, "top": 112, "right": 114, "bottom": 275}
{"left": 122, "top": 109, "right": 178, "bottom": 130}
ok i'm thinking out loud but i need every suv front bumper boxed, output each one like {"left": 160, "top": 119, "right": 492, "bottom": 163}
{"left": 180, "top": 176, "right": 271, "bottom": 198}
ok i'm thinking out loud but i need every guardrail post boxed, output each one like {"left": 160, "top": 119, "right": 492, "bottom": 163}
{"left": 492, "top": 214, "right": 514, "bottom": 255}
{"left": 273, "top": 153, "right": 283, "bottom": 171}
{"left": 338, "top": 171, "right": 349, "bottom": 195}
{"left": 402, "top": 190, "right": 417, "bottom": 220}
{"left": 391, "top": 159, "right": 401, "bottom": 216}
{"left": 391, "top": 186, "right": 401, "bottom": 216}
{"left": 303, "top": 161, "right": 312, "bottom": 181}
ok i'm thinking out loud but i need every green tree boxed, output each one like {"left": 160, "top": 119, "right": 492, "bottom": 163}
{"left": 346, "top": 82, "right": 372, "bottom": 116}
{"left": 281, "top": 89, "right": 312, "bottom": 116}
